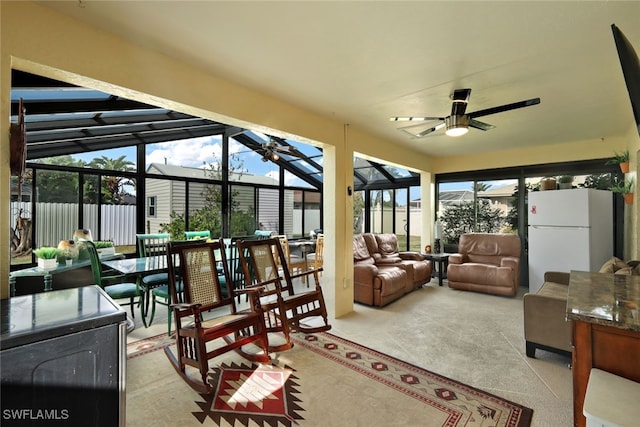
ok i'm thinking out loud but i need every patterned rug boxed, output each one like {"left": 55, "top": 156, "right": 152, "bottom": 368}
{"left": 126, "top": 332, "right": 533, "bottom": 426}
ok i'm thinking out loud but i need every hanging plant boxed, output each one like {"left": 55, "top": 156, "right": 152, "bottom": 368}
{"left": 605, "top": 149, "right": 630, "bottom": 173}
{"left": 609, "top": 177, "right": 634, "bottom": 204}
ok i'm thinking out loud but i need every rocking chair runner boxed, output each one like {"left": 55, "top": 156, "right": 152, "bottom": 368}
{"left": 164, "top": 239, "right": 270, "bottom": 394}
{"left": 236, "top": 237, "right": 331, "bottom": 352}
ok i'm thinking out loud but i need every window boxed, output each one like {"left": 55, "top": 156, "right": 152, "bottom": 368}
{"left": 147, "top": 196, "right": 157, "bottom": 217}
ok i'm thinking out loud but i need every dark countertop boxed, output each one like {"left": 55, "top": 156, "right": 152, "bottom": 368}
{"left": 1, "top": 285, "right": 126, "bottom": 350}
{"left": 567, "top": 270, "right": 640, "bottom": 332}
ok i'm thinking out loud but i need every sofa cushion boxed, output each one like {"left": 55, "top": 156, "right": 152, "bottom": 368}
{"left": 353, "top": 235, "right": 375, "bottom": 264}
{"left": 448, "top": 263, "right": 514, "bottom": 288}
{"left": 458, "top": 233, "right": 521, "bottom": 258}
{"left": 599, "top": 257, "right": 627, "bottom": 273}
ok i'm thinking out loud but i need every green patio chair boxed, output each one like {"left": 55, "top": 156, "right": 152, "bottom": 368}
{"left": 136, "top": 233, "right": 171, "bottom": 319}
{"left": 184, "top": 230, "right": 211, "bottom": 240}
{"left": 86, "top": 240, "right": 142, "bottom": 319}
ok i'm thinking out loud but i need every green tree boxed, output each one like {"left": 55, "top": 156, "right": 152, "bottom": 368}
{"left": 440, "top": 199, "right": 505, "bottom": 243}
{"left": 34, "top": 156, "right": 85, "bottom": 202}
{"left": 159, "top": 153, "right": 253, "bottom": 239}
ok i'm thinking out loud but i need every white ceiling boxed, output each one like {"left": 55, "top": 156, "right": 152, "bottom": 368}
{"left": 40, "top": 1, "right": 640, "bottom": 158}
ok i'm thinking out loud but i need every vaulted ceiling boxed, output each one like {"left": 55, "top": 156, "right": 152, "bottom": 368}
{"left": 36, "top": 1, "right": 640, "bottom": 159}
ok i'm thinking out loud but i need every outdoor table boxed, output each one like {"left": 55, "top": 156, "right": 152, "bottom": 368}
{"left": 9, "top": 252, "right": 123, "bottom": 297}
{"left": 102, "top": 255, "right": 171, "bottom": 327}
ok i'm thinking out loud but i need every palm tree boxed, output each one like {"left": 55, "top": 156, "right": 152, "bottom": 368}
{"left": 89, "top": 155, "right": 135, "bottom": 205}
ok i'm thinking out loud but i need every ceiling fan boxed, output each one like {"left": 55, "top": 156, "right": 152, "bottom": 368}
{"left": 260, "top": 139, "right": 303, "bottom": 162}
{"left": 390, "top": 88, "right": 540, "bottom": 137}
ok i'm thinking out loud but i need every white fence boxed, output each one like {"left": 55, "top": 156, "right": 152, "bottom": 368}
{"left": 10, "top": 202, "right": 137, "bottom": 247}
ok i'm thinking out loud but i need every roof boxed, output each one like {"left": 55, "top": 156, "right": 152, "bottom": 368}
{"left": 147, "top": 163, "right": 279, "bottom": 186}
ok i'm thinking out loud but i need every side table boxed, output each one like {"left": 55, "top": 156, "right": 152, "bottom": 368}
{"left": 422, "top": 252, "right": 450, "bottom": 286}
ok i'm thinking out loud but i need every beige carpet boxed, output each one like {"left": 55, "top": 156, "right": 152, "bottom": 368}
{"left": 127, "top": 331, "right": 532, "bottom": 426}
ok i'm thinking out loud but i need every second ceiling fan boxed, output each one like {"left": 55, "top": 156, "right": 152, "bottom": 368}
{"left": 390, "top": 88, "right": 540, "bottom": 137}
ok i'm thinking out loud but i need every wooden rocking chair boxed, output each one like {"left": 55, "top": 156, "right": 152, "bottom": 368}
{"left": 164, "top": 239, "right": 270, "bottom": 394}
{"left": 236, "top": 237, "right": 331, "bottom": 352}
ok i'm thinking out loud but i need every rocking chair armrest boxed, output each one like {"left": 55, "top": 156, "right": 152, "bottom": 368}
{"left": 235, "top": 286, "right": 265, "bottom": 296}
{"left": 169, "top": 302, "right": 202, "bottom": 314}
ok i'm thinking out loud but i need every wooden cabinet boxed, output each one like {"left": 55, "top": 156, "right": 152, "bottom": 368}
{"left": 571, "top": 321, "right": 640, "bottom": 427}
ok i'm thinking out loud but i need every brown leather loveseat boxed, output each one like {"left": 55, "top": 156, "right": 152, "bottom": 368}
{"left": 353, "top": 233, "right": 432, "bottom": 307}
{"left": 447, "top": 232, "right": 521, "bottom": 296}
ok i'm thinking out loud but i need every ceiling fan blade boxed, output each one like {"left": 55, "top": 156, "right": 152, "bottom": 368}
{"left": 274, "top": 145, "right": 304, "bottom": 158}
{"left": 450, "top": 88, "right": 471, "bottom": 116}
{"left": 416, "top": 122, "right": 446, "bottom": 137}
{"left": 469, "top": 119, "right": 496, "bottom": 131}
{"left": 468, "top": 97, "right": 540, "bottom": 118}
{"left": 390, "top": 116, "right": 444, "bottom": 122}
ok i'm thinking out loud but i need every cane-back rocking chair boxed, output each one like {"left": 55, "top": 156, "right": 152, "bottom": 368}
{"left": 164, "top": 239, "right": 270, "bottom": 394}
{"left": 236, "top": 237, "right": 331, "bottom": 352}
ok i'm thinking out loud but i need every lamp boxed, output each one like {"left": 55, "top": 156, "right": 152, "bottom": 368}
{"left": 433, "top": 219, "right": 442, "bottom": 253}
{"left": 445, "top": 115, "right": 469, "bottom": 137}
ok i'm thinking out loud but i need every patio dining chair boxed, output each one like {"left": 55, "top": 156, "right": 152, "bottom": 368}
{"left": 184, "top": 230, "right": 211, "bottom": 240}
{"left": 136, "top": 233, "right": 170, "bottom": 318}
{"left": 164, "top": 239, "right": 270, "bottom": 394}
{"left": 236, "top": 237, "right": 331, "bottom": 352}
{"left": 276, "top": 235, "right": 307, "bottom": 280}
{"left": 85, "top": 240, "right": 142, "bottom": 319}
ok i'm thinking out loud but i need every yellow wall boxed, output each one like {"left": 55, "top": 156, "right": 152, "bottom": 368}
{"left": 2, "top": 1, "right": 638, "bottom": 306}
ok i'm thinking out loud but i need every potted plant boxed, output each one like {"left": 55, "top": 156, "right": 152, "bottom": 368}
{"left": 94, "top": 240, "right": 116, "bottom": 256}
{"left": 557, "top": 175, "right": 574, "bottom": 189}
{"left": 33, "top": 247, "right": 60, "bottom": 270}
{"left": 605, "top": 149, "right": 630, "bottom": 173}
{"left": 609, "top": 176, "right": 634, "bottom": 205}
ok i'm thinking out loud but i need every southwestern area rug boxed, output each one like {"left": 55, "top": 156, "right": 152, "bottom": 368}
{"left": 126, "top": 332, "right": 533, "bottom": 426}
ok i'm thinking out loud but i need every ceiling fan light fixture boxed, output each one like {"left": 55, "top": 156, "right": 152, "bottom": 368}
{"left": 445, "top": 115, "right": 469, "bottom": 137}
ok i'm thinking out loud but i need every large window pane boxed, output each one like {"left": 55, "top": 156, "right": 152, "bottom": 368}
{"left": 146, "top": 178, "right": 183, "bottom": 238}
{"left": 230, "top": 184, "right": 256, "bottom": 236}
{"left": 353, "top": 190, "right": 365, "bottom": 234}
{"left": 35, "top": 169, "right": 78, "bottom": 247}
{"left": 10, "top": 172, "right": 33, "bottom": 266}
{"left": 257, "top": 188, "right": 279, "bottom": 234}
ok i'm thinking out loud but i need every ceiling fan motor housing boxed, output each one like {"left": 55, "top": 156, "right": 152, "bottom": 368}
{"left": 445, "top": 115, "right": 469, "bottom": 127}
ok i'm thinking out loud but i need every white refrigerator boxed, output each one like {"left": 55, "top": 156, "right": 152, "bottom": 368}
{"left": 527, "top": 188, "right": 613, "bottom": 294}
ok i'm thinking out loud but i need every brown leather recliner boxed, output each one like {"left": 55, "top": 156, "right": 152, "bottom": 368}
{"left": 363, "top": 233, "right": 432, "bottom": 288}
{"left": 447, "top": 232, "right": 521, "bottom": 296}
{"left": 353, "top": 235, "right": 409, "bottom": 307}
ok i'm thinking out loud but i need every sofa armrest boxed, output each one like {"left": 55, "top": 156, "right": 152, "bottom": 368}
{"left": 448, "top": 253, "right": 466, "bottom": 264}
{"left": 354, "top": 264, "right": 379, "bottom": 283}
{"left": 543, "top": 271, "right": 570, "bottom": 285}
{"left": 500, "top": 256, "right": 520, "bottom": 271}
{"left": 399, "top": 251, "right": 425, "bottom": 261}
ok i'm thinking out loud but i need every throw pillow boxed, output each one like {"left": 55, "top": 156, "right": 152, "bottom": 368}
{"left": 599, "top": 257, "right": 627, "bottom": 273}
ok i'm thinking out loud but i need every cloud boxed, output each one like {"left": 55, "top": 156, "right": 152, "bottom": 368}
{"left": 146, "top": 136, "right": 223, "bottom": 168}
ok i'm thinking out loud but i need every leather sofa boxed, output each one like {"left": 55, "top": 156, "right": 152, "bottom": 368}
{"left": 523, "top": 271, "right": 572, "bottom": 358}
{"left": 447, "top": 232, "right": 521, "bottom": 296}
{"left": 353, "top": 233, "right": 432, "bottom": 307}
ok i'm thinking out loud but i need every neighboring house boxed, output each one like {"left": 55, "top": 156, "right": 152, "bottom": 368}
{"left": 145, "top": 163, "right": 283, "bottom": 234}
{"left": 478, "top": 184, "right": 517, "bottom": 216}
